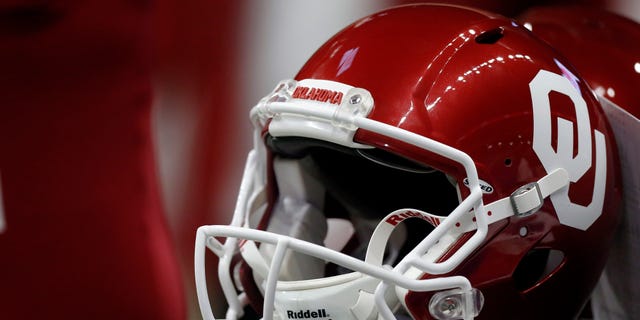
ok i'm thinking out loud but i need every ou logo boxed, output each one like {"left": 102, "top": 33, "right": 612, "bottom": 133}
{"left": 529, "top": 70, "right": 607, "bottom": 231}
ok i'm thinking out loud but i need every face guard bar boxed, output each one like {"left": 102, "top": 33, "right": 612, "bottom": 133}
{"left": 194, "top": 79, "right": 570, "bottom": 320}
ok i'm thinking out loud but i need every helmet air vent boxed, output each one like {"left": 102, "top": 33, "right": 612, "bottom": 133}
{"left": 475, "top": 27, "right": 504, "bottom": 44}
{"left": 513, "top": 248, "right": 565, "bottom": 292}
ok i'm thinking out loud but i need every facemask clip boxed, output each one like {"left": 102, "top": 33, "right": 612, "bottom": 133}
{"left": 428, "top": 288, "right": 484, "bottom": 320}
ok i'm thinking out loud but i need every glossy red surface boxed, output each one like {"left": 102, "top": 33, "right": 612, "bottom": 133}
{"left": 293, "top": 4, "right": 621, "bottom": 319}
{"left": 519, "top": 5, "right": 640, "bottom": 118}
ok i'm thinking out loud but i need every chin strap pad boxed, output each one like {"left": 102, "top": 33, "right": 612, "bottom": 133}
{"left": 363, "top": 168, "right": 570, "bottom": 266}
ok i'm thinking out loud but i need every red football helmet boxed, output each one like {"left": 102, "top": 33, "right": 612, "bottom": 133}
{"left": 195, "top": 4, "right": 621, "bottom": 319}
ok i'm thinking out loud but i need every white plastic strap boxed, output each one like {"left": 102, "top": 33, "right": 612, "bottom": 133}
{"left": 364, "top": 168, "right": 570, "bottom": 262}
{"left": 457, "top": 168, "right": 569, "bottom": 233}
{"left": 365, "top": 209, "right": 444, "bottom": 267}
{"left": 351, "top": 290, "right": 378, "bottom": 320}
{"left": 240, "top": 239, "right": 270, "bottom": 279}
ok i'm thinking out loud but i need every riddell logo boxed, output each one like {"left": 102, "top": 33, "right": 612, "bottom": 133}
{"left": 462, "top": 177, "right": 494, "bottom": 194}
{"left": 286, "top": 308, "right": 331, "bottom": 319}
{"left": 292, "top": 86, "right": 343, "bottom": 105}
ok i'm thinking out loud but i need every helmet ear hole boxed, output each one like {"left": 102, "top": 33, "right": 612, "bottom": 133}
{"left": 512, "top": 248, "right": 565, "bottom": 292}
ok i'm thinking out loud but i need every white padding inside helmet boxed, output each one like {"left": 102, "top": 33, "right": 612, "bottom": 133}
{"left": 260, "top": 157, "right": 328, "bottom": 281}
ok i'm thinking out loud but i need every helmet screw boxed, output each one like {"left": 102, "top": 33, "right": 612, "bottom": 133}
{"left": 438, "top": 297, "right": 459, "bottom": 316}
{"left": 519, "top": 226, "right": 528, "bottom": 237}
{"left": 350, "top": 94, "right": 362, "bottom": 104}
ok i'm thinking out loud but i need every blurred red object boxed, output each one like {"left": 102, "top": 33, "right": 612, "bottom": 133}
{"left": 152, "top": 0, "right": 249, "bottom": 316}
{"left": 0, "top": 1, "right": 185, "bottom": 319}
